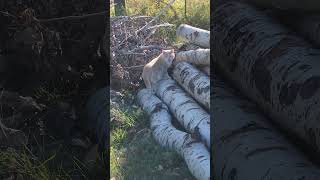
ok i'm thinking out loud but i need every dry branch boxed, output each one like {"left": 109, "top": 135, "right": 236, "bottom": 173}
{"left": 172, "top": 62, "right": 210, "bottom": 109}
{"left": 155, "top": 79, "right": 210, "bottom": 147}
{"left": 176, "top": 24, "right": 210, "bottom": 48}
{"left": 175, "top": 49, "right": 210, "bottom": 65}
{"left": 212, "top": 73, "right": 320, "bottom": 180}
{"left": 213, "top": 1, "right": 320, "bottom": 153}
{"left": 137, "top": 88, "right": 210, "bottom": 180}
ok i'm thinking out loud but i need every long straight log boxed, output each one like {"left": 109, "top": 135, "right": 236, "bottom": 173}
{"left": 175, "top": 49, "right": 210, "bottom": 65}
{"left": 176, "top": 24, "right": 210, "bottom": 48}
{"left": 213, "top": 1, "right": 320, "bottom": 153}
{"left": 172, "top": 62, "right": 210, "bottom": 109}
{"left": 155, "top": 79, "right": 210, "bottom": 147}
{"left": 212, "top": 73, "right": 320, "bottom": 180}
{"left": 244, "top": 0, "right": 320, "bottom": 12}
{"left": 137, "top": 89, "right": 210, "bottom": 180}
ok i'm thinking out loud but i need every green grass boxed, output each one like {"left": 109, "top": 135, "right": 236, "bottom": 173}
{"left": 110, "top": 91, "right": 194, "bottom": 180}
{"left": 0, "top": 148, "right": 71, "bottom": 180}
{"left": 110, "top": 0, "right": 210, "bottom": 30}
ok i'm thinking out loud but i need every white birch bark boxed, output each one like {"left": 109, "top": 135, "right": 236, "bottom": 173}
{"left": 137, "top": 88, "right": 210, "bottom": 180}
{"left": 213, "top": 1, "right": 320, "bottom": 154}
{"left": 172, "top": 62, "right": 210, "bottom": 109}
{"left": 176, "top": 24, "right": 210, "bottom": 48}
{"left": 155, "top": 79, "right": 210, "bottom": 147}
{"left": 175, "top": 49, "right": 210, "bottom": 65}
{"left": 244, "top": 0, "right": 320, "bottom": 12}
{"left": 212, "top": 73, "right": 320, "bottom": 180}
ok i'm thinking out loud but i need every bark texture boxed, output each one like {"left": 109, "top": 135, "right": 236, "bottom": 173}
{"left": 213, "top": 1, "right": 320, "bottom": 154}
{"left": 244, "top": 0, "right": 320, "bottom": 12}
{"left": 175, "top": 49, "right": 210, "bottom": 65}
{"left": 85, "top": 87, "right": 109, "bottom": 164}
{"left": 212, "top": 73, "right": 320, "bottom": 180}
{"left": 200, "top": 66, "right": 210, "bottom": 76}
{"left": 172, "top": 62, "right": 210, "bottom": 109}
{"left": 176, "top": 24, "right": 210, "bottom": 48}
{"left": 155, "top": 79, "right": 210, "bottom": 147}
{"left": 137, "top": 88, "right": 210, "bottom": 180}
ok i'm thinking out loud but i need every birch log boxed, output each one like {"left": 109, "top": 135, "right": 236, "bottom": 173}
{"left": 280, "top": 15, "right": 320, "bottom": 48}
{"left": 155, "top": 79, "right": 210, "bottom": 147}
{"left": 244, "top": 0, "right": 320, "bottom": 12}
{"left": 176, "top": 24, "right": 210, "bottom": 48}
{"left": 200, "top": 66, "right": 210, "bottom": 76}
{"left": 212, "top": 73, "right": 320, "bottom": 180}
{"left": 172, "top": 62, "right": 210, "bottom": 109}
{"left": 85, "top": 87, "right": 109, "bottom": 164}
{"left": 137, "top": 89, "right": 210, "bottom": 180}
{"left": 213, "top": 1, "right": 320, "bottom": 154}
{"left": 175, "top": 49, "right": 210, "bottom": 65}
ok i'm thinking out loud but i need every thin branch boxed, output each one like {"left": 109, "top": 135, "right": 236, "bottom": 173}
{"left": 39, "top": 11, "right": 107, "bottom": 23}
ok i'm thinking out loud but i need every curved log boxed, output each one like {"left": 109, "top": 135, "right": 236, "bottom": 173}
{"left": 155, "top": 79, "right": 210, "bottom": 147}
{"left": 137, "top": 88, "right": 210, "bottom": 180}
{"left": 175, "top": 49, "right": 210, "bottom": 65}
{"left": 213, "top": 1, "right": 320, "bottom": 154}
{"left": 212, "top": 73, "right": 320, "bottom": 180}
{"left": 172, "top": 62, "right": 210, "bottom": 109}
{"left": 176, "top": 24, "right": 210, "bottom": 48}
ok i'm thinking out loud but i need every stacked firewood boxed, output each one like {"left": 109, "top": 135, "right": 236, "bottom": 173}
{"left": 212, "top": 1, "right": 320, "bottom": 179}
{"left": 137, "top": 24, "right": 210, "bottom": 180}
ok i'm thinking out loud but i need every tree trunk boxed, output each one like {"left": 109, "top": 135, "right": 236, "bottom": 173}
{"left": 213, "top": 1, "right": 320, "bottom": 154}
{"left": 175, "top": 49, "right": 210, "bottom": 65}
{"left": 155, "top": 79, "right": 210, "bottom": 147}
{"left": 114, "top": 0, "right": 126, "bottom": 16}
{"left": 176, "top": 24, "right": 210, "bottom": 48}
{"left": 137, "top": 88, "right": 210, "bottom": 180}
{"left": 172, "top": 62, "right": 210, "bottom": 109}
{"left": 212, "top": 73, "right": 320, "bottom": 180}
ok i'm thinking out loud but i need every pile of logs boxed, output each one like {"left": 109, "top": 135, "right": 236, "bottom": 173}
{"left": 212, "top": 0, "right": 320, "bottom": 179}
{"left": 137, "top": 24, "right": 210, "bottom": 180}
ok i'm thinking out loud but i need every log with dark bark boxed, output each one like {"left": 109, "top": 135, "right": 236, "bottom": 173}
{"left": 212, "top": 73, "right": 320, "bottom": 180}
{"left": 137, "top": 88, "right": 210, "bottom": 180}
{"left": 213, "top": 1, "right": 320, "bottom": 154}
{"left": 155, "top": 79, "right": 210, "bottom": 147}
{"left": 172, "top": 62, "right": 210, "bottom": 109}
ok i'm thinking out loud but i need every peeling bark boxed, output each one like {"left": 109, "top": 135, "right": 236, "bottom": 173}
{"left": 176, "top": 24, "right": 210, "bottom": 48}
{"left": 137, "top": 88, "right": 210, "bottom": 180}
{"left": 155, "top": 79, "right": 210, "bottom": 147}
{"left": 212, "top": 73, "right": 320, "bottom": 180}
{"left": 213, "top": 1, "right": 320, "bottom": 154}
{"left": 172, "top": 62, "right": 210, "bottom": 109}
{"left": 175, "top": 49, "right": 210, "bottom": 65}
